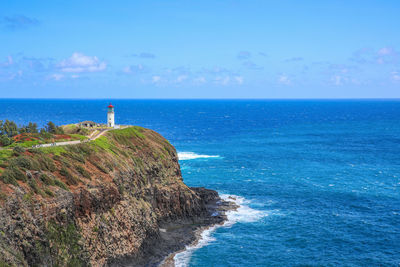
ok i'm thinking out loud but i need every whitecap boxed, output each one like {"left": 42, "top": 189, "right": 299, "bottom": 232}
{"left": 219, "top": 194, "right": 270, "bottom": 226}
{"left": 173, "top": 194, "right": 270, "bottom": 267}
{"left": 178, "top": 152, "right": 221, "bottom": 160}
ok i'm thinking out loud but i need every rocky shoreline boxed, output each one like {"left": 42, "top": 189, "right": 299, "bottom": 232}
{"left": 109, "top": 187, "right": 238, "bottom": 267}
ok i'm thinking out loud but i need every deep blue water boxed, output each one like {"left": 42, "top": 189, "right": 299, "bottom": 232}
{"left": 1, "top": 99, "right": 400, "bottom": 266}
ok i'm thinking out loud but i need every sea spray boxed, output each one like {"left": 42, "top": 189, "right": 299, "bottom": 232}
{"left": 173, "top": 194, "right": 269, "bottom": 267}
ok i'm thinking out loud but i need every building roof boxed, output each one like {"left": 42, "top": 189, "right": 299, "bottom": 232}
{"left": 80, "top": 121, "right": 96, "bottom": 125}
{"left": 108, "top": 103, "right": 114, "bottom": 108}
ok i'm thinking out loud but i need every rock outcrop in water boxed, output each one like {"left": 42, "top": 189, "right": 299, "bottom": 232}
{"left": 0, "top": 127, "right": 229, "bottom": 266}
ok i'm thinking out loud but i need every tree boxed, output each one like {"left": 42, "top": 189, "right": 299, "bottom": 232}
{"left": 27, "top": 122, "right": 38, "bottom": 133}
{"left": 18, "top": 126, "right": 27, "bottom": 134}
{"left": 2, "top": 120, "right": 18, "bottom": 137}
{"left": 56, "top": 126, "right": 64, "bottom": 134}
{"left": 40, "top": 128, "right": 52, "bottom": 139}
{"left": 46, "top": 121, "right": 57, "bottom": 134}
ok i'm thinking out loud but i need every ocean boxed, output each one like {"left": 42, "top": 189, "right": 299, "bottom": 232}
{"left": 1, "top": 99, "right": 400, "bottom": 266}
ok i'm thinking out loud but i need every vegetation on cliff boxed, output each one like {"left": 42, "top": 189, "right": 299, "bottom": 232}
{"left": 0, "top": 126, "right": 212, "bottom": 266}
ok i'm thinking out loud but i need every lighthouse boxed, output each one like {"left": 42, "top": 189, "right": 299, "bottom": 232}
{"left": 107, "top": 103, "right": 115, "bottom": 128}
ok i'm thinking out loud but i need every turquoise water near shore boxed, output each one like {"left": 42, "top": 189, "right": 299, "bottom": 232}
{"left": 1, "top": 99, "right": 400, "bottom": 266}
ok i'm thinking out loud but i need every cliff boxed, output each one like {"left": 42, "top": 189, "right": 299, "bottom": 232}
{"left": 0, "top": 127, "right": 228, "bottom": 266}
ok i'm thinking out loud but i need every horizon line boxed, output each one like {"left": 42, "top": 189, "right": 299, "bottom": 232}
{"left": 0, "top": 97, "right": 400, "bottom": 101}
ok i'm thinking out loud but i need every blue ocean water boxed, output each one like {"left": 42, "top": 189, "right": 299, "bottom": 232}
{"left": 1, "top": 99, "right": 400, "bottom": 266}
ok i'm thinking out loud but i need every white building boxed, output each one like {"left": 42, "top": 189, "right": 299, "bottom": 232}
{"left": 107, "top": 103, "right": 115, "bottom": 127}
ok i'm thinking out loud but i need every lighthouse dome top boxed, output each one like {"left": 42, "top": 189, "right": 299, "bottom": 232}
{"left": 108, "top": 103, "right": 114, "bottom": 108}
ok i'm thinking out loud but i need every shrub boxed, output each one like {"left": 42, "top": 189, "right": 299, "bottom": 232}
{"left": 59, "top": 167, "right": 78, "bottom": 185}
{"left": 44, "top": 188, "right": 54, "bottom": 197}
{"left": 0, "top": 169, "right": 18, "bottom": 186}
{"left": 1, "top": 166, "right": 26, "bottom": 184}
{"left": 9, "top": 157, "right": 31, "bottom": 169}
{"left": 9, "top": 156, "right": 40, "bottom": 171}
{"left": 28, "top": 179, "right": 44, "bottom": 196}
{"left": 65, "top": 152, "right": 85, "bottom": 164}
{"left": 45, "top": 221, "right": 85, "bottom": 266}
{"left": 0, "top": 192, "right": 7, "bottom": 201}
{"left": 54, "top": 179, "right": 69, "bottom": 191}
{"left": 90, "top": 160, "right": 108, "bottom": 174}
{"left": 13, "top": 146, "right": 25, "bottom": 154}
{"left": 75, "top": 165, "right": 91, "bottom": 179}
{"left": 39, "top": 173, "right": 55, "bottom": 186}
{"left": 0, "top": 135, "right": 13, "bottom": 146}
{"left": 37, "top": 155, "right": 56, "bottom": 172}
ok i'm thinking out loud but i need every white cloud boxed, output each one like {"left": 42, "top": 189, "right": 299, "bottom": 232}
{"left": 278, "top": 75, "right": 291, "bottom": 85}
{"left": 8, "top": 70, "right": 22, "bottom": 80}
{"left": 332, "top": 75, "right": 342, "bottom": 86}
{"left": 152, "top": 75, "right": 161, "bottom": 83}
{"left": 6, "top": 56, "right": 13, "bottom": 66}
{"left": 58, "top": 52, "right": 106, "bottom": 73}
{"left": 378, "top": 47, "right": 394, "bottom": 56}
{"left": 234, "top": 76, "right": 244, "bottom": 84}
{"left": 1, "top": 56, "right": 13, "bottom": 67}
{"left": 176, "top": 75, "right": 187, "bottom": 83}
{"left": 122, "top": 64, "right": 145, "bottom": 74}
{"left": 49, "top": 73, "right": 64, "bottom": 81}
{"left": 193, "top": 76, "right": 206, "bottom": 84}
{"left": 376, "top": 47, "right": 398, "bottom": 64}
{"left": 391, "top": 71, "right": 400, "bottom": 81}
{"left": 215, "top": 76, "right": 230, "bottom": 86}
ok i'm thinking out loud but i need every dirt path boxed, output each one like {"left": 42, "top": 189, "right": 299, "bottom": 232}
{"left": 0, "top": 129, "right": 111, "bottom": 151}
{"left": 37, "top": 129, "right": 110, "bottom": 148}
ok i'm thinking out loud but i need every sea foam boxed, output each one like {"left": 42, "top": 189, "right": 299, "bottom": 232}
{"left": 178, "top": 152, "right": 221, "bottom": 160}
{"left": 173, "top": 194, "right": 269, "bottom": 267}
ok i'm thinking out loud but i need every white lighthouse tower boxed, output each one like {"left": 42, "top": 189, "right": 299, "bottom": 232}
{"left": 107, "top": 103, "right": 115, "bottom": 128}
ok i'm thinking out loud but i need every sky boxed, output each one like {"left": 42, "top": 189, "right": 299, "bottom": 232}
{"left": 0, "top": 0, "right": 400, "bottom": 99}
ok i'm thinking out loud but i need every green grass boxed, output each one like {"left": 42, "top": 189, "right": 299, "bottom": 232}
{"left": 39, "top": 146, "right": 66, "bottom": 156}
{"left": 0, "top": 150, "right": 13, "bottom": 166}
{"left": 7, "top": 140, "right": 41, "bottom": 148}
{"left": 69, "top": 134, "right": 88, "bottom": 141}
{"left": 91, "top": 136, "right": 114, "bottom": 152}
{"left": 112, "top": 126, "right": 145, "bottom": 139}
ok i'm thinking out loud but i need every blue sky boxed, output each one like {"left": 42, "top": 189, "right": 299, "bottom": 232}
{"left": 1, "top": 1, "right": 400, "bottom": 98}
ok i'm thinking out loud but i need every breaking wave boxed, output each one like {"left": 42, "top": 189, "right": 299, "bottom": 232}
{"left": 178, "top": 152, "right": 221, "bottom": 160}
{"left": 173, "top": 194, "right": 270, "bottom": 267}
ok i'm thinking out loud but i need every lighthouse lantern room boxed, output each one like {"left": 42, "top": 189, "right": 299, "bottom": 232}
{"left": 107, "top": 103, "right": 115, "bottom": 128}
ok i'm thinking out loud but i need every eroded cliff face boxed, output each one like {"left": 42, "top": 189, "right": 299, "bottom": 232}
{"left": 0, "top": 127, "right": 220, "bottom": 266}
